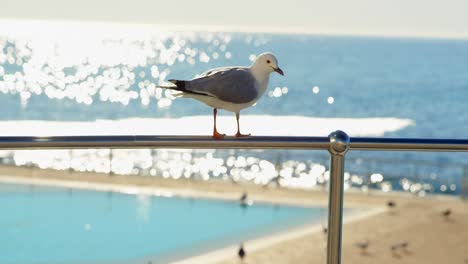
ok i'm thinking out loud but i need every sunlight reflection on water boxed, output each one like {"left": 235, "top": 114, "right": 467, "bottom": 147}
{"left": 8, "top": 148, "right": 332, "bottom": 190}
{"left": 0, "top": 21, "right": 465, "bottom": 197}
{"left": 0, "top": 24, "right": 242, "bottom": 108}
{"left": 0, "top": 145, "right": 461, "bottom": 197}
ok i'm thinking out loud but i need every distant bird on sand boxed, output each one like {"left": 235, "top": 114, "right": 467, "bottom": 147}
{"left": 355, "top": 240, "right": 370, "bottom": 254}
{"left": 390, "top": 243, "right": 400, "bottom": 257}
{"left": 322, "top": 226, "right": 328, "bottom": 235}
{"left": 442, "top": 209, "right": 452, "bottom": 219}
{"left": 387, "top": 200, "right": 396, "bottom": 208}
{"left": 159, "top": 52, "right": 284, "bottom": 139}
{"left": 387, "top": 200, "right": 397, "bottom": 214}
{"left": 238, "top": 243, "right": 246, "bottom": 262}
{"left": 240, "top": 192, "right": 248, "bottom": 202}
{"left": 400, "top": 241, "right": 410, "bottom": 254}
{"left": 239, "top": 192, "right": 252, "bottom": 207}
{"left": 391, "top": 240, "right": 410, "bottom": 256}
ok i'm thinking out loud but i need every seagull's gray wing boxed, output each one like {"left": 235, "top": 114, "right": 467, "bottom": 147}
{"left": 185, "top": 67, "right": 258, "bottom": 104}
{"left": 198, "top": 66, "right": 237, "bottom": 77}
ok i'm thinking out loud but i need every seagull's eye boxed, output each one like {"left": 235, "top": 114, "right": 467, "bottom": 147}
{"left": 266, "top": 60, "right": 271, "bottom": 64}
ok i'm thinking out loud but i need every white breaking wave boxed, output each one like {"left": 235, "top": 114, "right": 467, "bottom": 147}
{"left": 0, "top": 115, "right": 414, "bottom": 137}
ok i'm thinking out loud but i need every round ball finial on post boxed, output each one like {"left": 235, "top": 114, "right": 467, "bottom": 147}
{"left": 326, "top": 130, "right": 350, "bottom": 264}
{"left": 328, "top": 130, "right": 350, "bottom": 155}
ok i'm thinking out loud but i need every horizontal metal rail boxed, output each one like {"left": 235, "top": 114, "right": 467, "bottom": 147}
{"left": 351, "top": 137, "right": 468, "bottom": 151}
{"left": 0, "top": 135, "right": 467, "bottom": 151}
{"left": 0, "top": 135, "right": 330, "bottom": 150}
{"left": 1, "top": 131, "right": 467, "bottom": 264}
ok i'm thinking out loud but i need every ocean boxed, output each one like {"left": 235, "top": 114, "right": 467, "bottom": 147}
{"left": 0, "top": 21, "right": 467, "bottom": 196}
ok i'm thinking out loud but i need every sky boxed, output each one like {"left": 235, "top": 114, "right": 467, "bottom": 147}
{"left": 1, "top": 0, "right": 468, "bottom": 37}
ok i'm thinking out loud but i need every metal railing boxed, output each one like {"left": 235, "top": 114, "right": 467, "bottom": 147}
{"left": 0, "top": 131, "right": 468, "bottom": 264}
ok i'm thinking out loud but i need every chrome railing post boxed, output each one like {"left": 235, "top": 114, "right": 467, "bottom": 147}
{"left": 462, "top": 166, "right": 468, "bottom": 200}
{"left": 326, "top": 130, "right": 350, "bottom": 264}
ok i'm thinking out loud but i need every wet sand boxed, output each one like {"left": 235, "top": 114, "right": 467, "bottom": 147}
{"left": 0, "top": 165, "right": 467, "bottom": 264}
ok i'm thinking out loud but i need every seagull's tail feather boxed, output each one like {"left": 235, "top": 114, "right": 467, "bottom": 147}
{"left": 155, "top": 79, "right": 181, "bottom": 90}
{"left": 168, "top": 79, "right": 185, "bottom": 88}
{"left": 157, "top": 79, "right": 213, "bottom": 97}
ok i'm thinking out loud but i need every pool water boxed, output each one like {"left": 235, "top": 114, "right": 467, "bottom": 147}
{"left": 0, "top": 183, "right": 327, "bottom": 264}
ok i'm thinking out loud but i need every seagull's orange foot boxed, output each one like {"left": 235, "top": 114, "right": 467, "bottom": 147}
{"left": 235, "top": 132, "right": 251, "bottom": 138}
{"left": 212, "top": 131, "right": 226, "bottom": 140}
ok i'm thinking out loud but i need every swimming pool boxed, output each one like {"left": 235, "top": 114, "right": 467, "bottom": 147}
{"left": 0, "top": 183, "right": 327, "bottom": 264}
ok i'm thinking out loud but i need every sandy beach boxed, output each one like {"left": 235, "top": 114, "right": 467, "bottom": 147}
{"left": 0, "top": 165, "right": 467, "bottom": 264}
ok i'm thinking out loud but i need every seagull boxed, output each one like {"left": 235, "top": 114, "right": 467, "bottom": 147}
{"left": 355, "top": 240, "right": 370, "bottom": 254}
{"left": 159, "top": 52, "right": 284, "bottom": 139}
{"left": 238, "top": 243, "right": 246, "bottom": 263}
{"left": 400, "top": 240, "right": 409, "bottom": 248}
{"left": 322, "top": 226, "right": 328, "bottom": 235}
{"left": 442, "top": 208, "right": 451, "bottom": 218}
{"left": 390, "top": 240, "right": 410, "bottom": 256}
{"left": 390, "top": 243, "right": 401, "bottom": 257}
{"left": 240, "top": 192, "right": 248, "bottom": 202}
{"left": 239, "top": 192, "right": 252, "bottom": 207}
{"left": 387, "top": 200, "right": 396, "bottom": 208}
{"left": 387, "top": 200, "right": 397, "bottom": 214}
{"left": 399, "top": 240, "right": 410, "bottom": 254}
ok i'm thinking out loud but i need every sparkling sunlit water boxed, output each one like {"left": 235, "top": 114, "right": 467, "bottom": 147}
{"left": 0, "top": 183, "right": 327, "bottom": 264}
{"left": 0, "top": 21, "right": 467, "bottom": 196}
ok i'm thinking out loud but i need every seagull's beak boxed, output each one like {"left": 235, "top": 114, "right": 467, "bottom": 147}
{"left": 274, "top": 67, "right": 284, "bottom": 76}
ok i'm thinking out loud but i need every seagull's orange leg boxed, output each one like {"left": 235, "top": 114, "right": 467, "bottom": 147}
{"left": 235, "top": 112, "right": 251, "bottom": 137}
{"left": 212, "top": 108, "right": 225, "bottom": 139}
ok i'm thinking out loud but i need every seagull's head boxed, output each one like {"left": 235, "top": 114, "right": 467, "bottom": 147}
{"left": 252, "top": 52, "right": 284, "bottom": 76}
